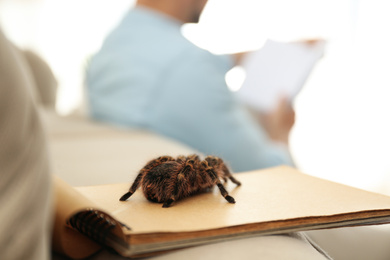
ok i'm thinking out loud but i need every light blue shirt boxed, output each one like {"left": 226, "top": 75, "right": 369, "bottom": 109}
{"left": 86, "top": 7, "right": 293, "bottom": 172}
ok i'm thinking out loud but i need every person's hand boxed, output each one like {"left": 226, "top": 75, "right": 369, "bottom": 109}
{"left": 294, "top": 38, "right": 325, "bottom": 46}
{"left": 258, "top": 96, "right": 295, "bottom": 144}
{"left": 232, "top": 51, "right": 250, "bottom": 65}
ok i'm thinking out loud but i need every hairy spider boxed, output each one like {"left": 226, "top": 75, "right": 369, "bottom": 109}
{"left": 119, "top": 154, "right": 241, "bottom": 207}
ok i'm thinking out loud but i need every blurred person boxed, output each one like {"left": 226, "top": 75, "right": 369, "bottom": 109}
{"left": 85, "top": 0, "right": 295, "bottom": 172}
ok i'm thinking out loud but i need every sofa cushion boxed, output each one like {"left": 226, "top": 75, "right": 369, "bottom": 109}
{"left": 41, "top": 109, "right": 197, "bottom": 186}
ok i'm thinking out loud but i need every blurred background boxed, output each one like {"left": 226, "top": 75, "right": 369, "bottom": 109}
{"left": 1, "top": 0, "right": 389, "bottom": 194}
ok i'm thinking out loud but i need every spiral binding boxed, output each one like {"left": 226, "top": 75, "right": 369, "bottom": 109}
{"left": 67, "top": 209, "right": 117, "bottom": 246}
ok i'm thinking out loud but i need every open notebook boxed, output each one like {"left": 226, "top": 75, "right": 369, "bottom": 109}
{"left": 53, "top": 166, "right": 390, "bottom": 259}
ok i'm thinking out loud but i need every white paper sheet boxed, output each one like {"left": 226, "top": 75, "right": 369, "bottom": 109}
{"left": 237, "top": 39, "right": 325, "bottom": 112}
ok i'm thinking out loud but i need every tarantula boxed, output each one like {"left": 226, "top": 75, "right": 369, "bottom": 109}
{"left": 119, "top": 154, "right": 241, "bottom": 207}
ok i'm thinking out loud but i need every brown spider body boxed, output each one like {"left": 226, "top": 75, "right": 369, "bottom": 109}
{"left": 119, "top": 154, "right": 241, "bottom": 207}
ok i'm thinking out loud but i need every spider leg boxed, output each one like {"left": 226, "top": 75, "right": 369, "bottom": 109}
{"left": 119, "top": 172, "right": 143, "bottom": 201}
{"left": 206, "top": 168, "right": 236, "bottom": 204}
{"left": 162, "top": 173, "right": 184, "bottom": 208}
{"left": 206, "top": 156, "right": 241, "bottom": 186}
{"left": 162, "top": 198, "right": 174, "bottom": 208}
{"left": 162, "top": 163, "right": 194, "bottom": 208}
{"left": 228, "top": 175, "right": 241, "bottom": 186}
{"left": 162, "top": 178, "right": 178, "bottom": 207}
{"left": 120, "top": 156, "right": 175, "bottom": 202}
{"left": 217, "top": 160, "right": 241, "bottom": 186}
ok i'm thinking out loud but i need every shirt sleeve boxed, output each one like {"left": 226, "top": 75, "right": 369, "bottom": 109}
{"left": 146, "top": 48, "right": 294, "bottom": 172}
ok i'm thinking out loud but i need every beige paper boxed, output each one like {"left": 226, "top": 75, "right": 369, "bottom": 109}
{"left": 75, "top": 166, "right": 390, "bottom": 234}
{"left": 54, "top": 166, "right": 390, "bottom": 258}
